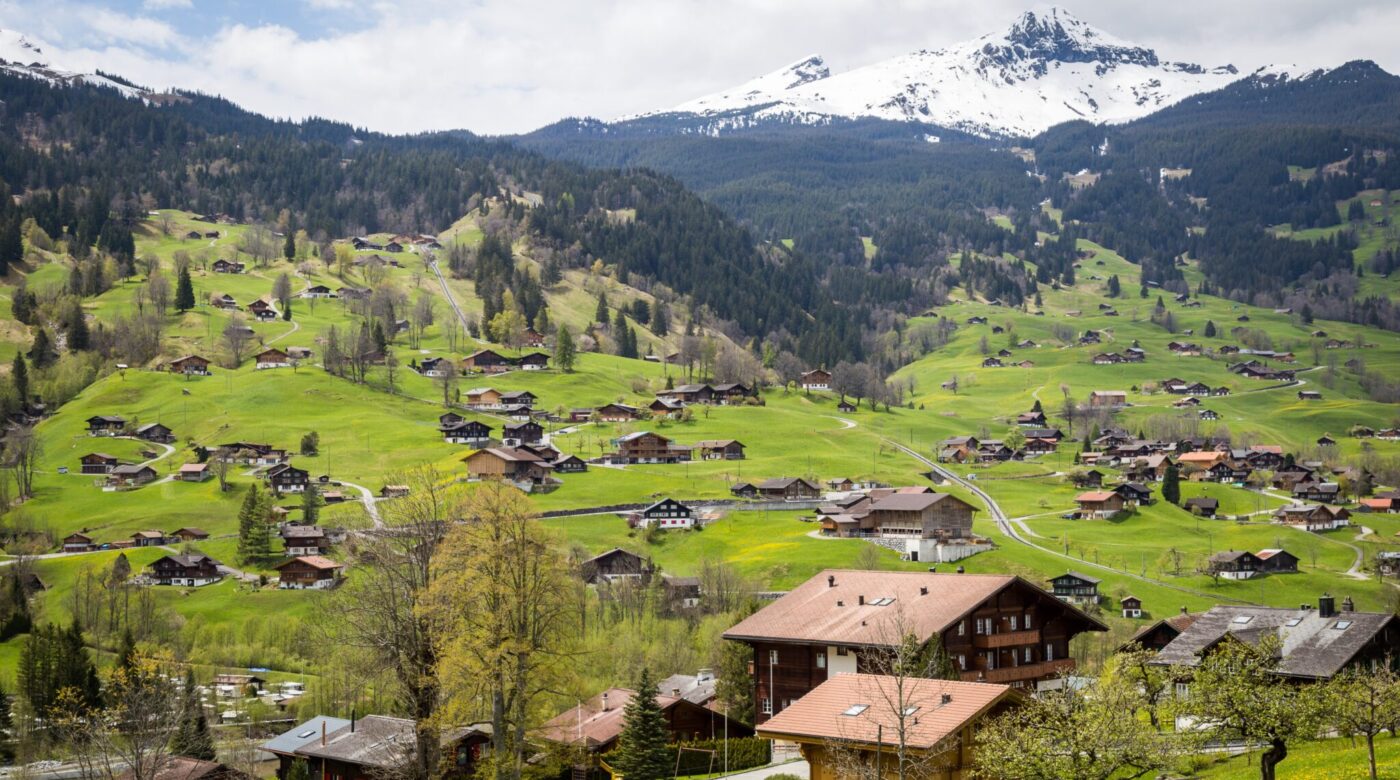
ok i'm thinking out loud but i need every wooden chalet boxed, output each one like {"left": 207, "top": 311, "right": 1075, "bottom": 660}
{"left": 165, "top": 355, "right": 212, "bottom": 376}
{"left": 756, "top": 675, "right": 1014, "bottom": 780}
{"left": 694, "top": 439, "right": 746, "bottom": 460}
{"left": 724, "top": 569, "right": 1106, "bottom": 722}
{"left": 211, "top": 259, "right": 245, "bottom": 274}
{"left": 595, "top": 403, "right": 643, "bottom": 422}
{"left": 1088, "top": 390, "right": 1126, "bottom": 407}
{"left": 637, "top": 498, "right": 695, "bottom": 530}
{"left": 1047, "top": 572, "right": 1100, "bottom": 606}
{"left": 133, "top": 422, "right": 175, "bottom": 443}
{"left": 800, "top": 369, "right": 832, "bottom": 391}
{"left": 1120, "top": 596, "right": 1142, "bottom": 619}
{"left": 462, "top": 447, "right": 555, "bottom": 486}
{"left": 1073, "top": 491, "right": 1124, "bottom": 519}
{"left": 248, "top": 300, "right": 278, "bottom": 321}
{"left": 62, "top": 533, "right": 95, "bottom": 553}
{"left": 612, "top": 431, "right": 690, "bottom": 464}
{"left": 1207, "top": 550, "right": 1262, "bottom": 580}
{"left": 148, "top": 554, "right": 222, "bottom": 586}
{"left": 275, "top": 556, "right": 343, "bottom": 590}
{"left": 131, "top": 530, "right": 166, "bottom": 547}
{"left": 170, "top": 527, "right": 210, "bottom": 542}
{"left": 501, "top": 421, "right": 544, "bottom": 447}
{"left": 1256, "top": 548, "right": 1299, "bottom": 574}
{"left": 1183, "top": 496, "right": 1218, "bottom": 518}
{"left": 263, "top": 715, "right": 492, "bottom": 780}
{"left": 281, "top": 525, "right": 330, "bottom": 556}
{"left": 461, "top": 349, "right": 513, "bottom": 374}
{"left": 754, "top": 477, "right": 821, "bottom": 500}
{"left": 80, "top": 452, "right": 121, "bottom": 475}
{"left": 441, "top": 419, "right": 492, "bottom": 445}
{"left": 266, "top": 464, "right": 311, "bottom": 493}
{"left": 255, "top": 348, "right": 291, "bottom": 369}
{"left": 538, "top": 687, "right": 752, "bottom": 753}
{"left": 579, "top": 548, "right": 653, "bottom": 583}
{"left": 87, "top": 415, "right": 127, "bottom": 436}
{"left": 108, "top": 464, "right": 158, "bottom": 488}
{"left": 1274, "top": 504, "right": 1351, "bottom": 532}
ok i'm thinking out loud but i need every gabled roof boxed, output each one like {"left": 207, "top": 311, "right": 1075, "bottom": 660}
{"left": 723, "top": 569, "right": 1105, "bottom": 647}
{"left": 756, "top": 675, "right": 1013, "bottom": 750}
{"left": 1054, "top": 571, "right": 1101, "bottom": 585}
{"left": 1151, "top": 605, "right": 1397, "bottom": 679}
{"left": 276, "top": 555, "right": 342, "bottom": 571}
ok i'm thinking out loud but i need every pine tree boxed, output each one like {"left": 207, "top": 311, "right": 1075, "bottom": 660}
{"left": 175, "top": 266, "right": 195, "bottom": 312}
{"left": 170, "top": 668, "right": 217, "bottom": 760}
{"left": 66, "top": 305, "right": 90, "bottom": 351}
{"left": 11, "top": 354, "right": 27, "bottom": 404}
{"left": 1204, "top": 320, "right": 1217, "bottom": 338}
{"left": 284, "top": 231, "right": 296, "bottom": 261}
{"left": 555, "top": 324, "right": 576, "bottom": 372}
{"left": 282, "top": 298, "right": 293, "bottom": 321}
{"left": 28, "top": 328, "right": 56, "bottom": 369}
{"left": 613, "top": 309, "right": 629, "bottom": 355}
{"left": 285, "top": 760, "right": 311, "bottom": 780}
{"left": 1107, "top": 275, "right": 1121, "bottom": 297}
{"left": 625, "top": 326, "right": 639, "bottom": 359}
{"left": 1162, "top": 463, "right": 1181, "bottom": 506}
{"left": 595, "top": 291, "right": 609, "bottom": 324}
{"left": 301, "top": 485, "right": 322, "bottom": 525}
{"left": 237, "top": 484, "right": 264, "bottom": 562}
{"left": 0, "top": 218, "right": 22, "bottom": 269}
{"left": 115, "top": 627, "right": 138, "bottom": 673}
{"left": 650, "top": 301, "right": 668, "bottom": 336}
{"left": 611, "top": 668, "right": 670, "bottom": 780}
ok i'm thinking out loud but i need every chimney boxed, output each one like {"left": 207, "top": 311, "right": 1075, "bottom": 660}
{"left": 1318, "top": 594, "right": 1336, "bottom": 618}
{"left": 321, "top": 720, "right": 326, "bottom": 746}
{"left": 858, "top": 595, "right": 865, "bottom": 606}
{"left": 1180, "top": 606, "right": 1188, "bottom": 615}
{"left": 919, "top": 586, "right": 928, "bottom": 596}
{"left": 351, "top": 708, "right": 356, "bottom": 733}
{"left": 837, "top": 600, "right": 844, "bottom": 607}
{"left": 1341, "top": 596, "right": 1355, "bottom": 613}
{"left": 601, "top": 692, "right": 610, "bottom": 711}
{"left": 940, "top": 693, "right": 952, "bottom": 706}
{"left": 828, "top": 575, "right": 836, "bottom": 588}
{"left": 672, "top": 688, "right": 681, "bottom": 697}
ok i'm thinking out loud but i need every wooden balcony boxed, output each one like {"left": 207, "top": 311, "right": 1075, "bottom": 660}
{"left": 972, "top": 628, "right": 1041, "bottom": 649}
{"left": 960, "top": 658, "right": 1075, "bottom": 684}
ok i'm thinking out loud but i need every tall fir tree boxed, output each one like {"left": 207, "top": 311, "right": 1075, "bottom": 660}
{"left": 594, "top": 291, "right": 609, "bottom": 324}
{"left": 1162, "top": 463, "right": 1181, "bottom": 506}
{"left": 301, "top": 485, "right": 321, "bottom": 525}
{"left": 613, "top": 309, "right": 629, "bottom": 355}
{"left": 66, "top": 305, "right": 90, "bottom": 351}
{"left": 283, "top": 231, "right": 296, "bottom": 261}
{"left": 650, "top": 301, "right": 668, "bottom": 337}
{"left": 555, "top": 324, "right": 576, "bottom": 372}
{"left": 10, "top": 354, "right": 27, "bottom": 404}
{"left": 115, "top": 627, "right": 138, "bottom": 673}
{"left": 169, "top": 668, "right": 217, "bottom": 760}
{"left": 28, "top": 328, "right": 56, "bottom": 369}
{"left": 611, "top": 668, "right": 670, "bottom": 780}
{"left": 0, "top": 218, "right": 21, "bottom": 269}
{"left": 175, "top": 266, "right": 196, "bottom": 312}
{"left": 237, "top": 484, "right": 264, "bottom": 561}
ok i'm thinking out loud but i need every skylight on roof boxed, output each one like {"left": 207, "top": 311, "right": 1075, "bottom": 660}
{"left": 901, "top": 706, "right": 920, "bottom": 716}
{"left": 1284, "top": 618, "right": 1303, "bottom": 627}
{"left": 842, "top": 704, "right": 869, "bottom": 716}
{"left": 1231, "top": 615, "right": 1254, "bottom": 624}
{"left": 296, "top": 730, "right": 317, "bottom": 738}
{"left": 1334, "top": 621, "right": 1353, "bottom": 630}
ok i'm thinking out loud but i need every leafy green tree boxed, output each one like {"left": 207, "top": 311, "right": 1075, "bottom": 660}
{"left": 1324, "top": 666, "right": 1400, "bottom": 780}
{"left": 611, "top": 668, "right": 670, "bottom": 780}
{"left": 284, "top": 759, "right": 311, "bottom": 780}
{"left": 1184, "top": 636, "right": 1319, "bottom": 780}
{"left": 555, "top": 324, "right": 576, "bottom": 372}
{"left": 175, "top": 266, "right": 195, "bottom": 312}
{"left": 1161, "top": 463, "right": 1180, "bottom": 505}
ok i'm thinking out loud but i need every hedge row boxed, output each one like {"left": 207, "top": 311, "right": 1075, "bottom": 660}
{"left": 663, "top": 736, "right": 770, "bottom": 775}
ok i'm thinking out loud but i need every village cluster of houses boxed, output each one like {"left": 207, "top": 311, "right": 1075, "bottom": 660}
{"left": 813, "top": 485, "right": 990, "bottom": 563}
{"left": 937, "top": 427, "right": 1065, "bottom": 464}
{"left": 259, "top": 550, "right": 1399, "bottom": 780}
{"left": 350, "top": 234, "right": 442, "bottom": 253}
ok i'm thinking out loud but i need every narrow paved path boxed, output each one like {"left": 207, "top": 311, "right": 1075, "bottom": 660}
{"left": 885, "top": 439, "right": 1259, "bottom": 605}
{"left": 825, "top": 416, "right": 857, "bottom": 430}
{"left": 426, "top": 258, "right": 473, "bottom": 335}
{"left": 336, "top": 480, "right": 383, "bottom": 528}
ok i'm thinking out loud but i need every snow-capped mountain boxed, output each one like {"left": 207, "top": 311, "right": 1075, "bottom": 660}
{"left": 0, "top": 28, "right": 146, "bottom": 99}
{"left": 628, "top": 7, "right": 1242, "bottom": 138}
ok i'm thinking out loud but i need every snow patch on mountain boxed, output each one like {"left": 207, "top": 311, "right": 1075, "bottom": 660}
{"left": 628, "top": 7, "right": 1243, "bottom": 138}
{"left": 0, "top": 28, "right": 146, "bottom": 99}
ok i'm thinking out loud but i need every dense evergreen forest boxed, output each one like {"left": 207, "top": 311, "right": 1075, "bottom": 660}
{"left": 0, "top": 72, "right": 864, "bottom": 365}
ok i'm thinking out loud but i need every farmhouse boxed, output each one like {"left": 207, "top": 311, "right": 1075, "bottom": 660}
{"left": 694, "top": 439, "right": 746, "bottom": 460}
{"left": 211, "top": 259, "right": 245, "bottom": 274}
{"left": 579, "top": 548, "right": 653, "bottom": 583}
{"left": 1298, "top": 390, "right": 1323, "bottom": 401}
{"left": 1016, "top": 410, "right": 1047, "bottom": 427}
{"left": 1292, "top": 481, "right": 1342, "bottom": 503}
{"left": 148, "top": 554, "right": 222, "bottom": 587}
{"left": 1047, "top": 572, "right": 1101, "bottom": 606}
{"left": 659, "top": 384, "right": 715, "bottom": 405}
{"left": 281, "top": 525, "right": 331, "bottom": 556}
{"left": 1183, "top": 497, "right": 1219, "bottom": 517}
{"left": 649, "top": 398, "right": 684, "bottom": 416}
{"left": 516, "top": 352, "right": 550, "bottom": 371}
{"left": 595, "top": 403, "right": 643, "bottom": 422}
{"left": 87, "top": 415, "right": 127, "bottom": 436}
{"left": 462, "top": 447, "right": 555, "bottom": 486}
{"left": 612, "top": 431, "right": 691, "bottom": 464}
{"left": 248, "top": 300, "right": 278, "bottom": 321}
{"left": 724, "top": 569, "right": 1106, "bottom": 722}
{"left": 108, "top": 464, "right": 158, "bottom": 488}
{"left": 1074, "top": 491, "right": 1125, "bottom": 519}
{"left": 463, "top": 387, "right": 503, "bottom": 408}
{"left": 263, "top": 715, "right": 492, "bottom": 780}
{"left": 63, "top": 533, "right": 96, "bottom": 553}
{"left": 165, "top": 355, "right": 212, "bottom": 376}
{"left": 300, "top": 285, "right": 334, "bottom": 299}
{"left": 1121, "top": 596, "right": 1142, "bottom": 619}
{"left": 1152, "top": 598, "right": 1400, "bottom": 681}
{"left": 217, "top": 442, "right": 288, "bottom": 466}
{"left": 461, "top": 349, "right": 513, "bottom": 374}
{"left": 756, "top": 675, "right": 1014, "bottom": 780}
{"left": 636, "top": 498, "right": 694, "bottom": 530}
{"left": 131, "top": 530, "right": 166, "bottom": 547}
{"left": 1088, "top": 390, "right": 1126, "bottom": 408}
{"left": 80, "top": 452, "right": 121, "bottom": 475}
{"left": 170, "top": 527, "right": 210, "bottom": 542}
{"left": 1274, "top": 504, "right": 1351, "bottom": 532}
{"left": 275, "top": 556, "right": 343, "bottom": 590}
{"left": 440, "top": 419, "right": 492, "bottom": 445}
{"left": 501, "top": 421, "right": 544, "bottom": 447}
{"left": 1255, "top": 548, "right": 1300, "bottom": 574}
{"left": 537, "top": 687, "right": 752, "bottom": 753}
{"left": 266, "top": 464, "right": 310, "bottom": 494}
{"left": 255, "top": 348, "right": 291, "bottom": 369}
{"left": 1207, "top": 550, "right": 1262, "bottom": 580}
{"left": 1124, "top": 610, "right": 1199, "bottom": 652}
{"left": 754, "top": 477, "right": 821, "bottom": 500}
{"left": 800, "top": 369, "right": 831, "bottom": 391}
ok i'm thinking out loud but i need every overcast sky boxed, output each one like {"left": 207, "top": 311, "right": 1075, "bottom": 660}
{"left": 2, "top": 0, "right": 1397, "bottom": 135}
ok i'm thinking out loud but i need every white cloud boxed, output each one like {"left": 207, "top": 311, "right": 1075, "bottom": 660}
{"left": 1, "top": 0, "right": 1397, "bottom": 135}
{"left": 143, "top": 0, "right": 193, "bottom": 10}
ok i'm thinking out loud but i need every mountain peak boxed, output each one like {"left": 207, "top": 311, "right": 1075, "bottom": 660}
{"left": 771, "top": 55, "right": 830, "bottom": 90}
{"left": 980, "top": 6, "right": 1159, "bottom": 71}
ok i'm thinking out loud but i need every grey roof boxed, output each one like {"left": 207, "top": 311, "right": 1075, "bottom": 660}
{"left": 1151, "top": 605, "right": 1397, "bottom": 679}
{"left": 656, "top": 673, "right": 716, "bottom": 706}
{"left": 262, "top": 716, "right": 352, "bottom": 755}
{"left": 1057, "top": 571, "right": 1102, "bottom": 585}
{"left": 869, "top": 492, "right": 964, "bottom": 512}
{"left": 294, "top": 715, "right": 416, "bottom": 768}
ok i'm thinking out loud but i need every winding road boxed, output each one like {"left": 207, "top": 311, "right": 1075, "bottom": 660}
{"left": 884, "top": 439, "right": 1261, "bottom": 605}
